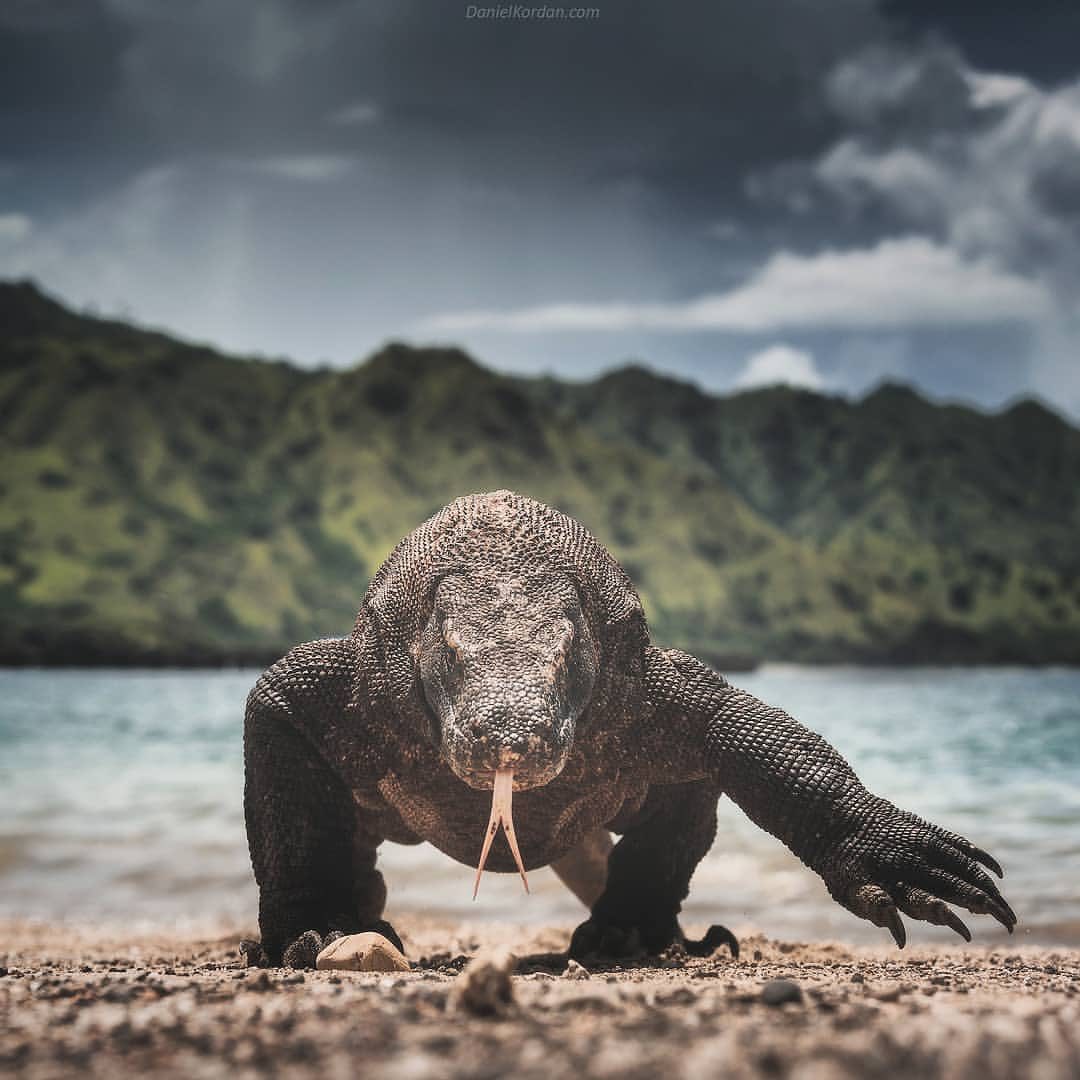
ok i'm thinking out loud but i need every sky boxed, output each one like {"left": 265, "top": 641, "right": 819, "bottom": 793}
{"left": 1, "top": 0, "right": 1078, "bottom": 415}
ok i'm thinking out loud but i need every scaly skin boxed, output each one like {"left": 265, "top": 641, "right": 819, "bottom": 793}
{"left": 242, "top": 491, "right": 1015, "bottom": 968}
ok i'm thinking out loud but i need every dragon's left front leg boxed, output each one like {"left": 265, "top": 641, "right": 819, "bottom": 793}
{"left": 641, "top": 647, "right": 1016, "bottom": 949}
{"left": 569, "top": 780, "right": 738, "bottom": 959}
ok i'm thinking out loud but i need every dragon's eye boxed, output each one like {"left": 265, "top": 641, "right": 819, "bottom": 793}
{"left": 444, "top": 630, "right": 463, "bottom": 666}
{"left": 552, "top": 621, "right": 575, "bottom": 662}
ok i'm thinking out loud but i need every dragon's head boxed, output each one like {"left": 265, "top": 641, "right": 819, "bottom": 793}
{"left": 418, "top": 569, "right": 598, "bottom": 793}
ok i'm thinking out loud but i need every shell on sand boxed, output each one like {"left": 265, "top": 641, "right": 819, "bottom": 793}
{"left": 315, "top": 932, "right": 411, "bottom": 972}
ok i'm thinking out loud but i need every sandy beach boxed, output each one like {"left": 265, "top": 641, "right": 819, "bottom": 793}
{"left": 1, "top": 917, "right": 1077, "bottom": 1079}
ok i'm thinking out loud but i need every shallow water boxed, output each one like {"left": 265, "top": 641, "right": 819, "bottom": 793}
{"left": 1, "top": 666, "right": 1077, "bottom": 946}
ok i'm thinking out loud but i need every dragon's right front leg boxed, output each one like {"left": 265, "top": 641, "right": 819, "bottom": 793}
{"left": 242, "top": 638, "right": 400, "bottom": 968}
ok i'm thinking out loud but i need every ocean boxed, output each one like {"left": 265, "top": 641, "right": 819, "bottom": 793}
{"left": 1, "top": 665, "right": 1078, "bottom": 946}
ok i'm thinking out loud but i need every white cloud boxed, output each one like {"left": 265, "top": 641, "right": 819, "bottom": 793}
{"left": 246, "top": 154, "right": 354, "bottom": 182}
{"left": 734, "top": 345, "right": 824, "bottom": 391}
{"left": 782, "top": 44, "right": 1080, "bottom": 291}
{"left": 0, "top": 212, "right": 32, "bottom": 243}
{"left": 966, "top": 71, "right": 1033, "bottom": 111}
{"left": 326, "top": 101, "right": 380, "bottom": 127}
{"left": 825, "top": 41, "right": 973, "bottom": 129}
{"left": 815, "top": 141, "right": 949, "bottom": 221}
{"left": 750, "top": 41, "right": 1080, "bottom": 418}
{"left": 424, "top": 236, "right": 1048, "bottom": 334}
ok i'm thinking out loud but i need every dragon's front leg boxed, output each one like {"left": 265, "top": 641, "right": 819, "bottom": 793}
{"left": 242, "top": 638, "right": 403, "bottom": 968}
{"left": 645, "top": 647, "right": 1016, "bottom": 948}
{"left": 568, "top": 779, "right": 738, "bottom": 960}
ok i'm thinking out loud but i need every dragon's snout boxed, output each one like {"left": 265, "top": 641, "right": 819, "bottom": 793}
{"left": 444, "top": 714, "right": 571, "bottom": 791}
{"left": 417, "top": 570, "right": 599, "bottom": 800}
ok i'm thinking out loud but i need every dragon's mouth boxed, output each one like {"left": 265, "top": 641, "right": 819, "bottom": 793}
{"left": 472, "top": 767, "right": 530, "bottom": 899}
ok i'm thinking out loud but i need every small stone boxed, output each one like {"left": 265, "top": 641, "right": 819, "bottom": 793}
{"left": 450, "top": 949, "right": 516, "bottom": 1017}
{"left": 851, "top": 972, "right": 865, "bottom": 984}
{"left": 564, "top": 960, "right": 591, "bottom": 980}
{"left": 761, "top": 978, "right": 802, "bottom": 1006}
{"left": 315, "top": 933, "right": 410, "bottom": 973}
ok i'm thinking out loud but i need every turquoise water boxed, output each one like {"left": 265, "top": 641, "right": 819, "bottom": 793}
{"left": 1, "top": 666, "right": 1077, "bottom": 946}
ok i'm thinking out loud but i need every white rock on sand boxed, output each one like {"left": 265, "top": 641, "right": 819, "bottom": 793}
{"left": 315, "top": 932, "right": 411, "bottom": 972}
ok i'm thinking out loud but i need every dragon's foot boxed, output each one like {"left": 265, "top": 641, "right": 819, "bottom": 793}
{"left": 825, "top": 804, "right": 1016, "bottom": 948}
{"left": 569, "top": 914, "right": 738, "bottom": 961}
{"left": 240, "top": 918, "right": 405, "bottom": 969}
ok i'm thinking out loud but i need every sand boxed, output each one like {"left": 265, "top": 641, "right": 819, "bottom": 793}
{"left": 1, "top": 917, "right": 1078, "bottom": 1079}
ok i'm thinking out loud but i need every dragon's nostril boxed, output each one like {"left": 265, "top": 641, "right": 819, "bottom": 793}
{"left": 499, "top": 746, "right": 525, "bottom": 766}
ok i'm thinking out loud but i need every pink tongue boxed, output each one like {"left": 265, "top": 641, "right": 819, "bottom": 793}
{"left": 473, "top": 767, "right": 530, "bottom": 899}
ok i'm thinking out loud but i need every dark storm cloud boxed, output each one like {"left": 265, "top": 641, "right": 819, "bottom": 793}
{"left": 884, "top": 0, "right": 1080, "bottom": 85}
{"left": 0, "top": 2, "right": 137, "bottom": 182}
{"left": 0, "top": 1, "right": 1078, "bottom": 416}
{"left": 2, "top": 0, "right": 886, "bottom": 208}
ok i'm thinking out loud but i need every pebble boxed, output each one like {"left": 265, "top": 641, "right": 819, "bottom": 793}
{"left": 315, "top": 933, "right": 411, "bottom": 973}
{"left": 450, "top": 949, "right": 516, "bottom": 1017}
{"left": 761, "top": 979, "right": 803, "bottom": 1006}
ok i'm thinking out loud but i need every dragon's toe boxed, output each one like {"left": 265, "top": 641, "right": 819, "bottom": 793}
{"left": 684, "top": 923, "right": 739, "bottom": 959}
{"left": 283, "top": 929, "right": 333, "bottom": 969}
{"left": 569, "top": 918, "right": 643, "bottom": 960}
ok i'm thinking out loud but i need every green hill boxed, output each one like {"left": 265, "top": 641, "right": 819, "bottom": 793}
{"left": 2, "top": 280, "right": 1078, "bottom": 665}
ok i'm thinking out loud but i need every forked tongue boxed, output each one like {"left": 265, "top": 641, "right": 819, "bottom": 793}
{"left": 473, "top": 766, "right": 530, "bottom": 899}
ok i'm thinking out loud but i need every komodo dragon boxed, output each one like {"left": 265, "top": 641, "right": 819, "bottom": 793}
{"left": 241, "top": 491, "right": 1015, "bottom": 968}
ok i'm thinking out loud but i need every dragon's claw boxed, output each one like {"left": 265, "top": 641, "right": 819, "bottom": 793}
{"left": 684, "top": 923, "right": 740, "bottom": 959}
{"left": 971, "top": 846, "right": 1004, "bottom": 880}
{"left": 833, "top": 809, "right": 1015, "bottom": 947}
